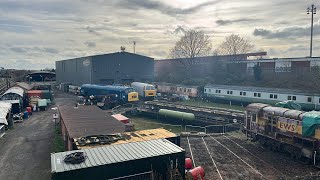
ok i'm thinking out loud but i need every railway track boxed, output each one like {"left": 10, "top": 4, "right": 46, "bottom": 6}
{"left": 182, "top": 134, "right": 288, "bottom": 179}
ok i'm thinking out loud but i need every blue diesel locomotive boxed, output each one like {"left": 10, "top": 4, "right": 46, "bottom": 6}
{"left": 79, "top": 84, "right": 139, "bottom": 108}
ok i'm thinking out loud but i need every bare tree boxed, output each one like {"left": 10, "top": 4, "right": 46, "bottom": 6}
{"left": 216, "top": 34, "right": 254, "bottom": 55}
{"left": 169, "top": 29, "right": 212, "bottom": 67}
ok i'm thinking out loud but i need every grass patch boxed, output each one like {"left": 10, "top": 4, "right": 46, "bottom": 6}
{"left": 130, "top": 116, "right": 183, "bottom": 134}
{"left": 53, "top": 128, "right": 65, "bottom": 153}
{"left": 178, "top": 99, "right": 245, "bottom": 111}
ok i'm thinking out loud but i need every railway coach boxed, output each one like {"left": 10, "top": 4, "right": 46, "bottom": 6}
{"left": 204, "top": 84, "right": 320, "bottom": 111}
{"left": 244, "top": 103, "right": 320, "bottom": 166}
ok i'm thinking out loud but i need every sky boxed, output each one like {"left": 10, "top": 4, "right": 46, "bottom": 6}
{"left": 0, "top": 0, "right": 319, "bottom": 69}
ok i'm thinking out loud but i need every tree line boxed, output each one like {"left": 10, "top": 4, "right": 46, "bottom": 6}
{"left": 169, "top": 29, "right": 255, "bottom": 59}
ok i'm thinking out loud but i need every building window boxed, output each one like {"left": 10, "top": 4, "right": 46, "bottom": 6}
{"left": 240, "top": 92, "right": 242, "bottom": 95}
{"left": 227, "top": 90, "right": 233, "bottom": 94}
{"left": 307, "top": 97, "right": 312, "bottom": 102}
{"left": 274, "top": 95, "right": 278, "bottom": 99}
{"left": 243, "top": 92, "right": 246, "bottom": 96}
{"left": 216, "top": 90, "right": 221, "bottom": 93}
{"left": 258, "top": 93, "right": 261, "bottom": 97}
{"left": 187, "top": 89, "right": 191, "bottom": 93}
{"left": 184, "top": 88, "right": 186, "bottom": 92}
{"left": 254, "top": 93, "right": 257, "bottom": 97}
{"left": 230, "top": 91, "right": 233, "bottom": 95}
{"left": 179, "top": 88, "right": 182, "bottom": 91}
{"left": 292, "top": 96, "right": 296, "bottom": 100}
{"left": 204, "top": 89, "right": 207, "bottom": 92}
{"left": 319, "top": 98, "right": 320, "bottom": 103}
{"left": 208, "top": 89, "right": 211, "bottom": 92}
{"left": 270, "top": 94, "right": 273, "bottom": 99}
{"left": 288, "top": 96, "right": 292, "bottom": 100}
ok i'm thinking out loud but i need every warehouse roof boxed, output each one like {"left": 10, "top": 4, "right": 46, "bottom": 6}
{"left": 205, "top": 84, "right": 320, "bottom": 96}
{"left": 51, "top": 138, "right": 184, "bottom": 173}
{"left": 57, "top": 51, "right": 154, "bottom": 62}
{"left": 58, "top": 105, "right": 125, "bottom": 138}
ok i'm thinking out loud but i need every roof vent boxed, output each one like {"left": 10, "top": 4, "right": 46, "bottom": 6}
{"left": 120, "top": 46, "right": 126, "bottom": 52}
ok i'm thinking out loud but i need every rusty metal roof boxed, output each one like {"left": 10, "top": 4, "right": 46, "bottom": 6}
{"left": 59, "top": 105, "right": 125, "bottom": 138}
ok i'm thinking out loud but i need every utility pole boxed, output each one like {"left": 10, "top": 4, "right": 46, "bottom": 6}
{"left": 133, "top": 41, "right": 136, "bottom": 54}
{"left": 307, "top": 4, "right": 317, "bottom": 57}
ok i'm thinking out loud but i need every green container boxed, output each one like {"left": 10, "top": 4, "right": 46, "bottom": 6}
{"left": 159, "top": 109, "right": 195, "bottom": 121}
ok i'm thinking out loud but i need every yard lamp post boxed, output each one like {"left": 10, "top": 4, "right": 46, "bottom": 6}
{"left": 307, "top": 4, "right": 316, "bottom": 57}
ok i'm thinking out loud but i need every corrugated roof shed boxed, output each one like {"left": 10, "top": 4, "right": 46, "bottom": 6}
{"left": 51, "top": 138, "right": 184, "bottom": 173}
{"left": 14, "top": 82, "right": 33, "bottom": 91}
{"left": 59, "top": 105, "right": 125, "bottom": 138}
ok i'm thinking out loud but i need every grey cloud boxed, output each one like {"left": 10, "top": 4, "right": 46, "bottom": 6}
{"left": 166, "top": 25, "right": 187, "bottom": 35}
{"left": 117, "top": 0, "right": 218, "bottom": 16}
{"left": 86, "top": 26, "right": 101, "bottom": 36}
{"left": 9, "top": 46, "right": 59, "bottom": 54}
{"left": 216, "top": 18, "right": 258, "bottom": 26}
{"left": 85, "top": 41, "right": 96, "bottom": 48}
{"left": 253, "top": 21, "right": 320, "bottom": 39}
{"left": 44, "top": 47, "right": 59, "bottom": 54}
{"left": 10, "top": 47, "right": 27, "bottom": 53}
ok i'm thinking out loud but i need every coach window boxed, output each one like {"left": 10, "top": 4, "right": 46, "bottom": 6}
{"left": 292, "top": 96, "right": 296, "bottom": 100}
{"left": 307, "top": 97, "right": 312, "bottom": 102}
{"left": 288, "top": 96, "right": 292, "bottom": 100}
{"left": 270, "top": 94, "right": 273, "bottom": 99}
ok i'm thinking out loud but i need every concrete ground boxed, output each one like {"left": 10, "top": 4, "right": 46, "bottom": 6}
{"left": 0, "top": 92, "right": 76, "bottom": 180}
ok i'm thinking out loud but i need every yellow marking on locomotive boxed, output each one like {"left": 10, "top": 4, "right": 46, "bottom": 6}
{"left": 277, "top": 121, "right": 297, "bottom": 133}
{"left": 128, "top": 92, "right": 139, "bottom": 102}
{"left": 144, "top": 90, "right": 156, "bottom": 97}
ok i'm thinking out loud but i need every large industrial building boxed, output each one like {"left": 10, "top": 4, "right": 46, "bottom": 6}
{"left": 56, "top": 51, "right": 154, "bottom": 86}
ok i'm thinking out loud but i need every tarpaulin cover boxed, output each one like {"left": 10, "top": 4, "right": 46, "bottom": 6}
{"left": 302, "top": 111, "right": 320, "bottom": 136}
{"left": 0, "top": 102, "right": 12, "bottom": 125}
{"left": 275, "top": 101, "right": 302, "bottom": 110}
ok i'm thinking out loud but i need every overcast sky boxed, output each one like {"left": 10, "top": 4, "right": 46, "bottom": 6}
{"left": 0, "top": 0, "right": 319, "bottom": 69}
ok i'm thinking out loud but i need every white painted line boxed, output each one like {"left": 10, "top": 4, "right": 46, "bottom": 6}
{"left": 209, "top": 135, "right": 263, "bottom": 177}
{"left": 223, "top": 135, "right": 284, "bottom": 175}
{"left": 186, "top": 136, "right": 196, "bottom": 167}
{"left": 202, "top": 137, "right": 224, "bottom": 180}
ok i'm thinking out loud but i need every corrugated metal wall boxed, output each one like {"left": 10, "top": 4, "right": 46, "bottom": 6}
{"left": 92, "top": 52, "right": 154, "bottom": 85}
{"left": 56, "top": 52, "right": 154, "bottom": 86}
{"left": 56, "top": 57, "right": 92, "bottom": 86}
